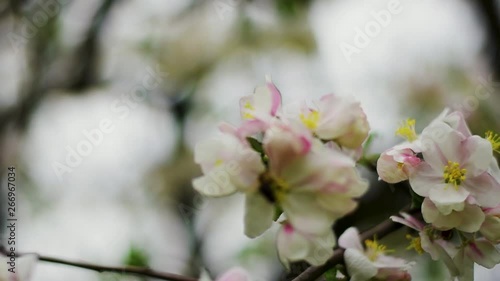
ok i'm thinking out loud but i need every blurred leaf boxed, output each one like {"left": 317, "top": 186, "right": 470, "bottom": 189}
{"left": 123, "top": 245, "right": 149, "bottom": 268}
{"left": 246, "top": 137, "right": 264, "bottom": 154}
{"left": 409, "top": 186, "right": 424, "bottom": 209}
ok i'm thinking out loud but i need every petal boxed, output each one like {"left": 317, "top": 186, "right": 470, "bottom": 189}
{"left": 480, "top": 215, "right": 500, "bottom": 243}
{"left": 304, "top": 231, "right": 336, "bottom": 266}
{"left": 421, "top": 122, "right": 464, "bottom": 164}
{"left": 281, "top": 193, "right": 335, "bottom": 234}
{"left": 428, "top": 185, "right": 469, "bottom": 211}
{"left": 344, "top": 249, "right": 378, "bottom": 281}
{"left": 244, "top": 193, "right": 275, "bottom": 238}
{"left": 441, "top": 110, "right": 472, "bottom": 137}
{"left": 376, "top": 151, "right": 409, "bottom": 184}
{"left": 192, "top": 175, "right": 237, "bottom": 197}
{"left": 455, "top": 203, "right": 485, "bottom": 233}
{"left": 265, "top": 76, "right": 282, "bottom": 116}
{"left": 276, "top": 224, "right": 310, "bottom": 269}
{"left": 338, "top": 227, "right": 363, "bottom": 251}
{"left": 317, "top": 195, "right": 357, "bottom": 219}
{"left": 421, "top": 198, "right": 460, "bottom": 230}
{"left": 409, "top": 162, "right": 442, "bottom": 197}
{"left": 462, "top": 136, "right": 493, "bottom": 176}
{"left": 464, "top": 172, "right": 500, "bottom": 207}
{"left": 465, "top": 240, "right": 500, "bottom": 269}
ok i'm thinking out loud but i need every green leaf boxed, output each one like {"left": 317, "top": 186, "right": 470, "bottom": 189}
{"left": 123, "top": 245, "right": 149, "bottom": 268}
{"left": 246, "top": 137, "right": 264, "bottom": 154}
{"left": 324, "top": 267, "right": 337, "bottom": 281}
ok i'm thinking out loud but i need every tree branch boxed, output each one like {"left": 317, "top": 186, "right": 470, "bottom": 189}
{"left": 291, "top": 209, "right": 417, "bottom": 281}
{"left": 31, "top": 253, "right": 197, "bottom": 281}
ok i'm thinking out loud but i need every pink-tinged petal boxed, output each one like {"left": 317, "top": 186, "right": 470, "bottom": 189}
{"left": 192, "top": 175, "right": 238, "bottom": 197}
{"left": 373, "top": 255, "right": 413, "bottom": 270}
{"left": 237, "top": 120, "right": 268, "bottom": 138}
{"left": 217, "top": 267, "right": 251, "bottom": 281}
{"left": 343, "top": 249, "right": 378, "bottom": 281}
{"left": 480, "top": 215, "right": 500, "bottom": 243}
{"left": 265, "top": 76, "right": 282, "bottom": 116}
{"left": 409, "top": 162, "right": 442, "bottom": 197}
{"left": 276, "top": 223, "right": 310, "bottom": 269}
{"left": 390, "top": 213, "right": 424, "bottom": 231}
{"left": 377, "top": 151, "right": 409, "bottom": 184}
{"left": 338, "top": 227, "right": 363, "bottom": 251}
{"left": 464, "top": 172, "right": 500, "bottom": 208}
{"left": 263, "top": 124, "right": 312, "bottom": 176}
{"left": 465, "top": 240, "right": 500, "bottom": 269}
{"left": 462, "top": 136, "right": 492, "bottom": 176}
{"left": 442, "top": 110, "right": 472, "bottom": 137}
{"left": 428, "top": 186, "right": 469, "bottom": 213}
{"left": 244, "top": 193, "right": 275, "bottom": 238}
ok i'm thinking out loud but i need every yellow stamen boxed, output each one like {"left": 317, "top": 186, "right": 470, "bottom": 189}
{"left": 406, "top": 234, "right": 424, "bottom": 254}
{"left": 243, "top": 102, "right": 255, "bottom": 119}
{"left": 443, "top": 161, "right": 466, "bottom": 188}
{"left": 397, "top": 162, "right": 405, "bottom": 170}
{"left": 365, "top": 239, "right": 393, "bottom": 261}
{"left": 299, "top": 110, "right": 320, "bottom": 130}
{"left": 395, "top": 118, "right": 417, "bottom": 142}
{"left": 214, "top": 159, "right": 224, "bottom": 166}
{"left": 486, "top": 131, "right": 500, "bottom": 153}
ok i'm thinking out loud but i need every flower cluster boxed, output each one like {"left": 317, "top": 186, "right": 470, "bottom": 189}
{"left": 378, "top": 109, "right": 500, "bottom": 280}
{"left": 192, "top": 77, "right": 370, "bottom": 267}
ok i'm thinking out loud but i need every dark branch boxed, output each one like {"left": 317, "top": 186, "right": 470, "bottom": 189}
{"left": 28, "top": 253, "right": 197, "bottom": 281}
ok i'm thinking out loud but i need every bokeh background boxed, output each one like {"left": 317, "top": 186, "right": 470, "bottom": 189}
{"left": 0, "top": 0, "right": 499, "bottom": 280}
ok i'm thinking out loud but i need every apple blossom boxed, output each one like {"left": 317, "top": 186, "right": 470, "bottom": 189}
{"left": 288, "top": 94, "right": 370, "bottom": 149}
{"left": 193, "top": 77, "right": 372, "bottom": 268}
{"left": 410, "top": 122, "right": 500, "bottom": 213}
{"left": 240, "top": 76, "right": 281, "bottom": 121}
{"left": 390, "top": 213, "right": 459, "bottom": 276}
{"left": 338, "top": 227, "right": 413, "bottom": 281}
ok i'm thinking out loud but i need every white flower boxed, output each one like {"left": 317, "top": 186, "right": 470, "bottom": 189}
{"left": 338, "top": 227, "right": 413, "bottom": 281}
{"left": 289, "top": 94, "right": 369, "bottom": 149}
{"left": 410, "top": 122, "right": 500, "bottom": 214}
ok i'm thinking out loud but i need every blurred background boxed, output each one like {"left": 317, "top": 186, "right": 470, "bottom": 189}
{"left": 0, "top": 0, "right": 499, "bottom": 280}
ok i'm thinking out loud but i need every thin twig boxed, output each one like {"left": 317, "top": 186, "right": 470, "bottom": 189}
{"left": 291, "top": 209, "right": 417, "bottom": 281}
{"left": 36, "top": 255, "right": 198, "bottom": 281}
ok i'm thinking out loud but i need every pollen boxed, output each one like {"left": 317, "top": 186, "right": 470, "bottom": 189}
{"left": 443, "top": 161, "right": 466, "bottom": 188}
{"left": 395, "top": 118, "right": 417, "bottom": 142}
{"left": 300, "top": 110, "right": 320, "bottom": 130}
{"left": 365, "top": 238, "right": 393, "bottom": 261}
{"left": 406, "top": 234, "right": 424, "bottom": 254}
{"left": 243, "top": 102, "right": 255, "bottom": 119}
{"left": 486, "top": 131, "right": 500, "bottom": 153}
